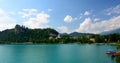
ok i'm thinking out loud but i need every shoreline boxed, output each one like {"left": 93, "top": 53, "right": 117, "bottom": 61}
{"left": 0, "top": 42, "right": 118, "bottom": 45}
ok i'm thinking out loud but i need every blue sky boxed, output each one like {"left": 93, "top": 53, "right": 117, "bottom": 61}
{"left": 0, "top": 0, "right": 120, "bottom": 34}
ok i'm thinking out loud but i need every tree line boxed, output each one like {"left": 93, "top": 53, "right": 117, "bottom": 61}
{"left": 0, "top": 24, "right": 120, "bottom": 44}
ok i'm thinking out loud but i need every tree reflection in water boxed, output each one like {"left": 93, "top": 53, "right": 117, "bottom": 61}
{"left": 116, "top": 44, "right": 120, "bottom": 63}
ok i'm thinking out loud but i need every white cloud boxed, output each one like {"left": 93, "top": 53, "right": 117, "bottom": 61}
{"left": 64, "top": 15, "right": 73, "bottom": 23}
{"left": 57, "top": 26, "right": 69, "bottom": 33}
{"left": 106, "top": 4, "right": 120, "bottom": 15}
{"left": 0, "top": 8, "right": 16, "bottom": 31}
{"left": 19, "top": 8, "right": 51, "bottom": 29}
{"left": 79, "top": 16, "right": 82, "bottom": 19}
{"left": 74, "top": 17, "right": 78, "bottom": 21}
{"left": 84, "top": 11, "right": 91, "bottom": 16}
{"left": 76, "top": 15, "right": 120, "bottom": 34}
{"left": 57, "top": 26, "right": 74, "bottom": 33}
{"left": 63, "top": 11, "right": 91, "bottom": 23}
{"left": 18, "top": 9, "right": 38, "bottom": 18}
{"left": 8, "top": 11, "right": 16, "bottom": 15}
{"left": 48, "top": 9, "right": 53, "bottom": 12}
{"left": 76, "top": 17, "right": 92, "bottom": 33}
{"left": 64, "top": 15, "right": 82, "bottom": 23}
{"left": 23, "top": 12, "right": 50, "bottom": 29}
{"left": 94, "top": 18, "right": 100, "bottom": 22}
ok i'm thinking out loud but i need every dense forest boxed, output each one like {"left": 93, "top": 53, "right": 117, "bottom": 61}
{"left": 0, "top": 24, "right": 120, "bottom": 44}
{"left": 0, "top": 24, "right": 58, "bottom": 44}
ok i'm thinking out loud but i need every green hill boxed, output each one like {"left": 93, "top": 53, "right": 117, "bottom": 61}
{"left": 0, "top": 24, "right": 58, "bottom": 44}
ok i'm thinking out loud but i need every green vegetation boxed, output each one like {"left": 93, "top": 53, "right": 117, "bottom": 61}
{"left": 116, "top": 43, "right": 120, "bottom": 63}
{"left": 0, "top": 24, "right": 58, "bottom": 44}
{"left": 116, "top": 56, "right": 120, "bottom": 63}
{"left": 0, "top": 24, "right": 120, "bottom": 44}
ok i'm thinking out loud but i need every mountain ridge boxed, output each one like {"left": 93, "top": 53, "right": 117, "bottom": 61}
{"left": 101, "top": 28, "right": 120, "bottom": 35}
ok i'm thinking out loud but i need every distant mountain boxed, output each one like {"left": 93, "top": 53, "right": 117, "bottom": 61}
{"left": 69, "top": 32, "right": 95, "bottom": 37}
{"left": 59, "top": 32, "right": 96, "bottom": 37}
{"left": 59, "top": 33, "right": 69, "bottom": 37}
{"left": 60, "top": 33, "right": 68, "bottom": 35}
{"left": 101, "top": 28, "right": 120, "bottom": 35}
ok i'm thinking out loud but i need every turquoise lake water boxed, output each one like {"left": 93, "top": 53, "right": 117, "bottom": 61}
{"left": 0, "top": 44, "right": 116, "bottom": 63}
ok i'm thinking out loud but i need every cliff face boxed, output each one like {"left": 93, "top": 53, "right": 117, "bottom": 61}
{"left": 15, "top": 24, "right": 28, "bottom": 35}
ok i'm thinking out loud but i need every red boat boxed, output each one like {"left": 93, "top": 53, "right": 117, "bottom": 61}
{"left": 105, "top": 52, "right": 112, "bottom": 54}
{"left": 111, "top": 52, "right": 120, "bottom": 57}
{"left": 105, "top": 49, "right": 116, "bottom": 54}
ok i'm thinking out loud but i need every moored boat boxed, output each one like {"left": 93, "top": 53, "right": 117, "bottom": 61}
{"left": 111, "top": 52, "right": 120, "bottom": 57}
{"left": 105, "top": 49, "right": 116, "bottom": 54}
{"left": 105, "top": 49, "right": 120, "bottom": 57}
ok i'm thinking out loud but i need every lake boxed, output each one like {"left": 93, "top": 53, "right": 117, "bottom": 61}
{"left": 0, "top": 44, "right": 116, "bottom": 63}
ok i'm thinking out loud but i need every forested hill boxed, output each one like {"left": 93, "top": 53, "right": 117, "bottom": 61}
{"left": 0, "top": 24, "right": 58, "bottom": 43}
{"left": 1, "top": 24, "right": 120, "bottom": 44}
{"left": 69, "top": 32, "right": 95, "bottom": 37}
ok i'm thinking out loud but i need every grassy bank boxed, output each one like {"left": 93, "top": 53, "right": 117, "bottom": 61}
{"left": 117, "top": 43, "right": 120, "bottom": 49}
{"left": 116, "top": 43, "right": 120, "bottom": 63}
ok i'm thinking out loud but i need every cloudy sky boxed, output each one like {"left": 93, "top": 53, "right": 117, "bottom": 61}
{"left": 0, "top": 0, "right": 120, "bottom": 34}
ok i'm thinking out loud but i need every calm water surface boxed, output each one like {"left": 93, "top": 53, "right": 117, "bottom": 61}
{"left": 0, "top": 44, "right": 116, "bottom": 63}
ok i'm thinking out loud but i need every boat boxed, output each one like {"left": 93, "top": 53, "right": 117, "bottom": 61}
{"left": 105, "top": 49, "right": 116, "bottom": 54}
{"left": 105, "top": 49, "right": 120, "bottom": 57}
{"left": 111, "top": 52, "right": 120, "bottom": 57}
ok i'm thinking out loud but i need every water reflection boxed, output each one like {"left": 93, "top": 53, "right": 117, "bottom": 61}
{"left": 0, "top": 44, "right": 116, "bottom": 63}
